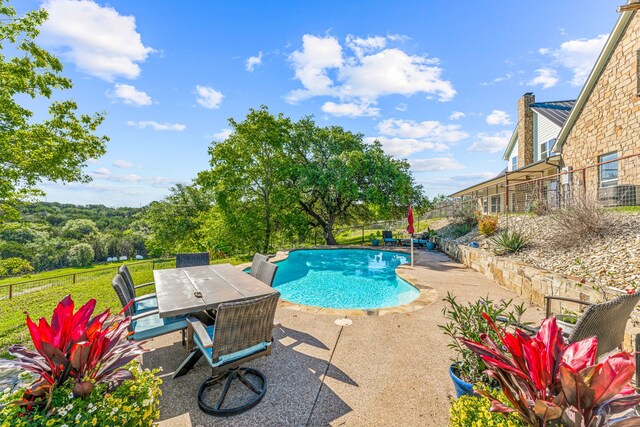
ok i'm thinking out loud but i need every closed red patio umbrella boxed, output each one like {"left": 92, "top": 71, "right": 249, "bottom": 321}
{"left": 407, "top": 206, "right": 414, "bottom": 266}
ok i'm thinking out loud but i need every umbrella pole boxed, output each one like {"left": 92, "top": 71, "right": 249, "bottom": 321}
{"left": 410, "top": 234, "right": 414, "bottom": 267}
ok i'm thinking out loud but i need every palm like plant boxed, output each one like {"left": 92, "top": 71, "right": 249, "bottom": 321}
{"left": 461, "top": 315, "right": 640, "bottom": 426}
{"left": 0, "top": 295, "right": 146, "bottom": 410}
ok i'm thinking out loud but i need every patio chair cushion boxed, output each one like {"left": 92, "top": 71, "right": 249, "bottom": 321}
{"left": 195, "top": 324, "right": 270, "bottom": 368}
{"left": 383, "top": 238, "right": 396, "bottom": 242}
{"left": 132, "top": 313, "right": 188, "bottom": 341}
{"left": 135, "top": 297, "right": 158, "bottom": 313}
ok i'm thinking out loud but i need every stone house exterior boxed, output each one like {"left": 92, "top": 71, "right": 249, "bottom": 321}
{"left": 555, "top": 6, "right": 640, "bottom": 206}
{"left": 450, "top": 93, "right": 574, "bottom": 213}
{"left": 450, "top": 5, "right": 640, "bottom": 211}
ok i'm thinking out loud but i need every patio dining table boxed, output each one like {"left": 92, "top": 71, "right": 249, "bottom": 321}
{"left": 153, "top": 263, "right": 277, "bottom": 318}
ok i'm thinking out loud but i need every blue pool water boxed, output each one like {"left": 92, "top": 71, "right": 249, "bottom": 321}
{"left": 272, "top": 249, "right": 420, "bottom": 309}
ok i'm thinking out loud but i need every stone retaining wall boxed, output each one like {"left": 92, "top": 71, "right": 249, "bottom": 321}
{"left": 434, "top": 237, "right": 639, "bottom": 350}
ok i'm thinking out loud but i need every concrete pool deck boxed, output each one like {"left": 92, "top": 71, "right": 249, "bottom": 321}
{"left": 144, "top": 249, "right": 545, "bottom": 426}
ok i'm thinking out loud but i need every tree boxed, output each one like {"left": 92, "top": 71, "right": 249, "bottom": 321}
{"left": 143, "top": 184, "right": 213, "bottom": 256}
{"left": 67, "top": 243, "right": 94, "bottom": 267}
{"left": 60, "top": 218, "right": 99, "bottom": 240}
{"left": 0, "top": 257, "right": 33, "bottom": 276}
{"left": 286, "top": 117, "right": 423, "bottom": 244}
{"left": 0, "top": 2, "right": 108, "bottom": 215}
{"left": 198, "top": 107, "right": 293, "bottom": 253}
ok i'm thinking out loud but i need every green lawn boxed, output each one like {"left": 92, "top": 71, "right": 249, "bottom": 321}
{"left": 0, "top": 256, "right": 250, "bottom": 358}
{"left": 0, "top": 259, "right": 170, "bottom": 286}
{"left": 607, "top": 205, "right": 640, "bottom": 213}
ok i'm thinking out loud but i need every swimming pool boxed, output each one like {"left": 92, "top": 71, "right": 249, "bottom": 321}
{"left": 272, "top": 249, "right": 420, "bottom": 309}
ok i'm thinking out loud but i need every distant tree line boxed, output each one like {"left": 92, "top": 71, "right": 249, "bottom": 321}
{"left": 0, "top": 203, "right": 147, "bottom": 274}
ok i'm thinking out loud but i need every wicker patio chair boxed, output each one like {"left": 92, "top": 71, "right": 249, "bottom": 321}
{"left": 249, "top": 253, "right": 269, "bottom": 278}
{"left": 176, "top": 252, "right": 210, "bottom": 268}
{"left": 112, "top": 273, "right": 188, "bottom": 342}
{"left": 118, "top": 265, "right": 157, "bottom": 312}
{"left": 255, "top": 260, "right": 278, "bottom": 287}
{"left": 544, "top": 292, "right": 640, "bottom": 384}
{"left": 173, "top": 292, "right": 280, "bottom": 416}
{"left": 544, "top": 292, "right": 640, "bottom": 358}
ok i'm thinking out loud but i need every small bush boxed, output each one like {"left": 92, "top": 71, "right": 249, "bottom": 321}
{"left": 549, "top": 194, "right": 610, "bottom": 246}
{"left": 450, "top": 387, "right": 526, "bottom": 426}
{"left": 451, "top": 201, "right": 478, "bottom": 226}
{"left": 490, "top": 229, "right": 528, "bottom": 255}
{"left": 0, "top": 362, "right": 161, "bottom": 427}
{"left": 478, "top": 214, "right": 499, "bottom": 236}
{"left": 67, "top": 243, "right": 95, "bottom": 267}
{"left": 0, "top": 257, "right": 33, "bottom": 276}
{"left": 450, "top": 222, "right": 474, "bottom": 238}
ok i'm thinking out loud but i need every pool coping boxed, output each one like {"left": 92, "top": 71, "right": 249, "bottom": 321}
{"left": 237, "top": 246, "right": 438, "bottom": 317}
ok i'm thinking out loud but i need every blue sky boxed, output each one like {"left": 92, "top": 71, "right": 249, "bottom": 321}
{"left": 16, "top": 0, "right": 621, "bottom": 207}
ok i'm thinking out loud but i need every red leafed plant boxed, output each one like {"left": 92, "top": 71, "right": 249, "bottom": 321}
{"left": 461, "top": 314, "right": 640, "bottom": 426}
{"left": 0, "top": 295, "right": 146, "bottom": 410}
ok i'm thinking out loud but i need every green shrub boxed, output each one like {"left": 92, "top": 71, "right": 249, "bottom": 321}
{"left": 0, "top": 257, "right": 33, "bottom": 276}
{"left": 451, "top": 222, "right": 474, "bottom": 238}
{"left": 67, "top": 243, "right": 95, "bottom": 267}
{"left": 478, "top": 214, "right": 499, "bottom": 237}
{"left": 450, "top": 388, "right": 525, "bottom": 427}
{"left": 490, "top": 229, "right": 528, "bottom": 255}
{"left": 439, "top": 292, "right": 527, "bottom": 385}
{"left": 0, "top": 362, "right": 161, "bottom": 427}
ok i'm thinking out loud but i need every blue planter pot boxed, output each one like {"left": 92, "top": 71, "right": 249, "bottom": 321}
{"left": 426, "top": 241, "right": 436, "bottom": 250}
{"left": 449, "top": 364, "right": 474, "bottom": 398}
{"left": 371, "top": 239, "right": 379, "bottom": 246}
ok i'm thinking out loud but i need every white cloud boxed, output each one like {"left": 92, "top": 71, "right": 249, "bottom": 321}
{"left": 364, "top": 136, "right": 448, "bottom": 157}
{"left": 321, "top": 101, "right": 380, "bottom": 117}
{"left": 425, "top": 172, "right": 498, "bottom": 190}
{"left": 366, "top": 118, "right": 468, "bottom": 157}
{"left": 481, "top": 71, "right": 520, "bottom": 86}
{"left": 449, "top": 111, "right": 465, "bottom": 120}
{"left": 126, "top": 121, "right": 186, "bottom": 131}
{"left": 286, "top": 34, "right": 456, "bottom": 106}
{"left": 195, "top": 85, "right": 224, "bottom": 109}
{"left": 212, "top": 128, "right": 233, "bottom": 141}
{"left": 467, "top": 130, "right": 512, "bottom": 153}
{"left": 287, "top": 35, "right": 343, "bottom": 102}
{"left": 540, "top": 34, "right": 608, "bottom": 86}
{"left": 246, "top": 51, "right": 263, "bottom": 72}
{"left": 41, "top": 0, "right": 154, "bottom": 81}
{"left": 346, "top": 35, "right": 387, "bottom": 58}
{"left": 395, "top": 103, "right": 408, "bottom": 112}
{"left": 92, "top": 167, "right": 110, "bottom": 176}
{"left": 376, "top": 118, "right": 468, "bottom": 141}
{"left": 109, "top": 84, "right": 152, "bottom": 106}
{"left": 486, "top": 110, "right": 512, "bottom": 126}
{"left": 527, "top": 68, "right": 559, "bottom": 89}
{"left": 409, "top": 158, "right": 464, "bottom": 172}
{"left": 112, "top": 159, "right": 136, "bottom": 169}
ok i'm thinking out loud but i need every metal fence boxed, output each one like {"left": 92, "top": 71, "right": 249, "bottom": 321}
{"left": 427, "top": 153, "right": 640, "bottom": 218}
{"left": 0, "top": 258, "right": 175, "bottom": 300}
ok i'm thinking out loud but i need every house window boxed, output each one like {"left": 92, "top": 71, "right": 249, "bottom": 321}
{"left": 491, "top": 195, "right": 501, "bottom": 213}
{"left": 511, "top": 156, "right": 518, "bottom": 171}
{"left": 482, "top": 197, "right": 488, "bottom": 213}
{"left": 540, "top": 138, "right": 557, "bottom": 160}
{"left": 599, "top": 152, "right": 618, "bottom": 188}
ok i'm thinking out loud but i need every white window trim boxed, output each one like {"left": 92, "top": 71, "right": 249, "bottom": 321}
{"left": 599, "top": 152, "right": 619, "bottom": 188}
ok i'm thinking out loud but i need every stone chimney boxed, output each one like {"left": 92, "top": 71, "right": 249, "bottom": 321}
{"left": 517, "top": 92, "right": 535, "bottom": 168}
